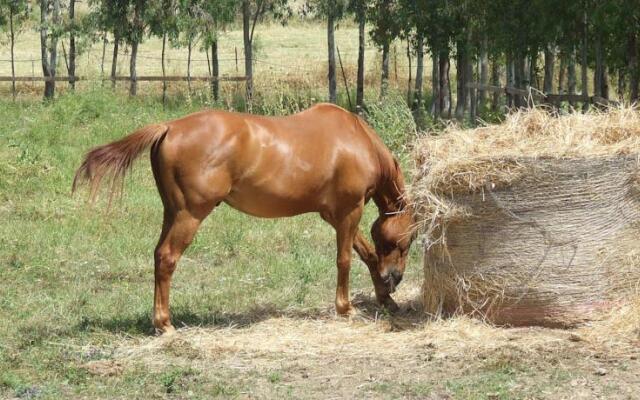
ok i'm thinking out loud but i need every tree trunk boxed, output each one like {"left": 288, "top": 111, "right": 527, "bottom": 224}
{"left": 187, "top": 38, "right": 192, "bottom": 93}
{"left": 40, "top": 0, "right": 60, "bottom": 99}
{"left": 431, "top": 51, "right": 439, "bottom": 116}
{"left": 205, "top": 43, "right": 211, "bottom": 75}
{"left": 10, "top": 9, "right": 16, "bottom": 99}
{"left": 381, "top": 40, "right": 390, "bottom": 98}
{"left": 211, "top": 40, "right": 219, "bottom": 102}
{"left": 356, "top": 2, "right": 365, "bottom": 113}
{"left": 490, "top": 59, "right": 499, "bottom": 111}
{"left": 242, "top": 0, "right": 253, "bottom": 111}
{"left": 594, "top": 35, "right": 603, "bottom": 98}
{"left": 601, "top": 67, "right": 609, "bottom": 100}
{"left": 617, "top": 69, "right": 626, "bottom": 102}
{"left": 68, "top": 0, "right": 76, "bottom": 89}
{"left": 557, "top": 50, "right": 566, "bottom": 93}
{"left": 468, "top": 59, "right": 477, "bottom": 124}
{"left": 161, "top": 33, "right": 167, "bottom": 105}
{"left": 454, "top": 41, "right": 466, "bottom": 120}
{"left": 100, "top": 35, "right": 107, "bottom": 84}
{"left": 413, "top": 34, "right": 424, "bottom": 116}
{"left": 628, "top": 31, "right": 639, "bottom": 102}
{"left": 406, "top": 41, "right": 412, "bottom": 106}
{"left": 439, "top": 51, "right": 451, "bottom": 118}
{"left": 514, "top": 53, "right": 526, "bottom": 108}
{"left": 506, "top": 52, "right": 514, "bottom": 108}
{"left": 111, "top": 35, "right": 119, "bottom": 89}
{"left": 40, "top": 0, "right": 48, "bottom": 94}
{"left": 465, "top": 45, "right": 473, "bottom": 112}
{"left": 479, "top": 36, "right": 488, "bottom": 112}
{"left": 327, "top": 6, "right": 337, "bottom": 104}
{"left": 568, "top": 49, "right": 577, "bottom": 107}
{"left": 543, "top": 46, "right": 554, "bottom": 94}
{"left": 129, "top": 0, "right": 144, "bottom": 96}
{"left": 129, "top": 41, "right": 138, "bottom": 96}
{"left": 529, "top": 47, "right": 538, "bottom": 89}
{"left": 581, "top": 9, "right": 589, "bottom": 110}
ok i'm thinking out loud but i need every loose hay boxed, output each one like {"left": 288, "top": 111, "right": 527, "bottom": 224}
{"left": 411, "top": 106, "right": 640, "bottom": 327}
{"left": 106, "top": 301, "right": 639, "bottom": 398}
{"left": 101, "top": 285, "right": 639, "bottom": 398}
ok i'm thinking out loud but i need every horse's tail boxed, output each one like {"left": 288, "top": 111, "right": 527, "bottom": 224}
{"left": 72, "top": 123, "right": 169, "bottom": 201}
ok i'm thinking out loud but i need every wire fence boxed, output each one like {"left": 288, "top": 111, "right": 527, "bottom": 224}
{"left": 0, "top": 38, "right": 425, "bottom": 103}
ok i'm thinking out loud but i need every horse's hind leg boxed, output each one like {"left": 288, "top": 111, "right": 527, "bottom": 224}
{"left": 151, "top": 151, "right": 232, "bottom": 334}
{"left": 153, "top": 209, "right": 202, "bottom": 334}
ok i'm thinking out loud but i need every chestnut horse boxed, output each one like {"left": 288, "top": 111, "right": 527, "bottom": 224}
{"left": 73, "top": 103, "right": 414, "bottom": 334}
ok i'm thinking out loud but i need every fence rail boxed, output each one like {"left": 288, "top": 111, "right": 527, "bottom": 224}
{"left": 467, "top": 83, "right": 617, "bottom": 107}
{"left": 0, "top": 75, "right": 247, "bottom": 83}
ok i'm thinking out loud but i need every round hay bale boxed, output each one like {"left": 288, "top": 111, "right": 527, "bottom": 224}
{"left": 411, "top": 108, "right": 640, "bottom": 327}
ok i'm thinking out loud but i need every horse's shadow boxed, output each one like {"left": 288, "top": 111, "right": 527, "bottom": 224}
{"left": 76, "top": 292, "right": 430, "bottom": 336}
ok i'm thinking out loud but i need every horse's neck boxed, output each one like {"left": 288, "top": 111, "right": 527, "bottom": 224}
{"left": 358, "top": 116, "right": 407, "bottom": 215}
{"left": 373, "top": 164, "right": 407, "bottom": 215}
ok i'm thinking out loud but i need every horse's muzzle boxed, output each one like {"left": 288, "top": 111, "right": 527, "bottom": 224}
{"left": 382, "top": 270, "right": 403, "bottom": 293}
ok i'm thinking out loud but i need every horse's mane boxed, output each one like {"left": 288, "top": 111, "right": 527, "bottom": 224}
{"left": 352, "top": 114, "right": 398, "bottom": 183}
{"left": 352, "top": 114, "right": 406, "bottom": 213}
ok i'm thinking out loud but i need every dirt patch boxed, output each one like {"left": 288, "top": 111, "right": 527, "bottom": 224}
{"left": 106, "top": 286, "right": 640, "bottom": 399}
{"left": 82, "top": 360, "right": 124, "bottom": 377}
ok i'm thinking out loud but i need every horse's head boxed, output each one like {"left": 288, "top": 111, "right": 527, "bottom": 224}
{"left": 371, "top": 210, "right": 416, "bottom": 294}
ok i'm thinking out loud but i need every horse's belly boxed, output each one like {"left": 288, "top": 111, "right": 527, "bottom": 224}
{"left": 224, "top": 185, "right": 325, "bottom": 218}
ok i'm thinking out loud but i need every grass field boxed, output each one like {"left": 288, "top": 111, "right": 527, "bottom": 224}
{"left": 1, "top": 21, "right": 638, "bottom": 398}
{"left": 2, "top": 87, "right": 639, "bottom": 400}
{"left": 0, "top": 87, "right": 420, "bottom": 398}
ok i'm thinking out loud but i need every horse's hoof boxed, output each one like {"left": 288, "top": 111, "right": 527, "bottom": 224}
{"left": 382, "top": 297, "right": 400, "bottom": 313}
{"left": 155, "top": 325, "right": 177, "bottom": 336}
{"left": 336, "top": 303, "right": 357, "bottom": 317}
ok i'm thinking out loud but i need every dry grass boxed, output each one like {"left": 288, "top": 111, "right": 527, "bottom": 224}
{"left": 92, "top": 285, "right": 640, "bottom": 398}
{"left": 580, "top": 295, "right": 640, "bottom": 357}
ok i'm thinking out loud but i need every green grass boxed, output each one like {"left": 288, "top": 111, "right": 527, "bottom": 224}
{"left": 0, "top": 88, "right": 422, "bottom": 398}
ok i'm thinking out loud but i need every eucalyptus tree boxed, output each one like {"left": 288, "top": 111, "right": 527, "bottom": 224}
{"left": 589, "top": 0, "right": 640, "bottom": 102}
{"left": 448, "top": 0, "right": 478, "bottom": 120}
{"left": 89, "top": 0, "right": 130, "bottom": 87}
{"left": 148, "top": 0, "right": 178, "bottom": 103}
{"left": 66, "top": 0, "right": 77, "bottom": 88}
{"left": 0, "top": 0, "right": 28, "bottom": 98}
{"left": 348, "top": 0, "right": 367, "bottom": 111}
{"left": 128, "top": 0, "right": 147, "bottom": 95}
{"left": 367, "top": 0, "right": 401, "bottom": 98}
{"left": 241, "top": 0, "right": 291, "bottom": 110}
{"left": 39, "top": 0, "right": 61, "bottom": 99}
{"left": 396, "top": 0, "right": 426, "bottom": 118}
{"left": 419, "top": 0, "right": 454, "bottom": 118}
{"left": 309, "top": 0, "right": 348, "bottom": 104}
{"left": 196, "top": 0, "right": 236, "bottom": 101}
{"left": 174, "top": 0, "right": 200, "bottom": 92}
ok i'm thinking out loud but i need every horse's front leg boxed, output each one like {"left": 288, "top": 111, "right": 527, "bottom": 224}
{"left": 326, "top": 204, "right": 363, "bottom": 316}
{"left": 352, "top": 230, "right": 399, "bottom": 312}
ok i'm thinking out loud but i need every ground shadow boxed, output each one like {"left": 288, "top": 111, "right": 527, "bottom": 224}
{"left": 74, "top": 291, "right": 432, "bottom": 336}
